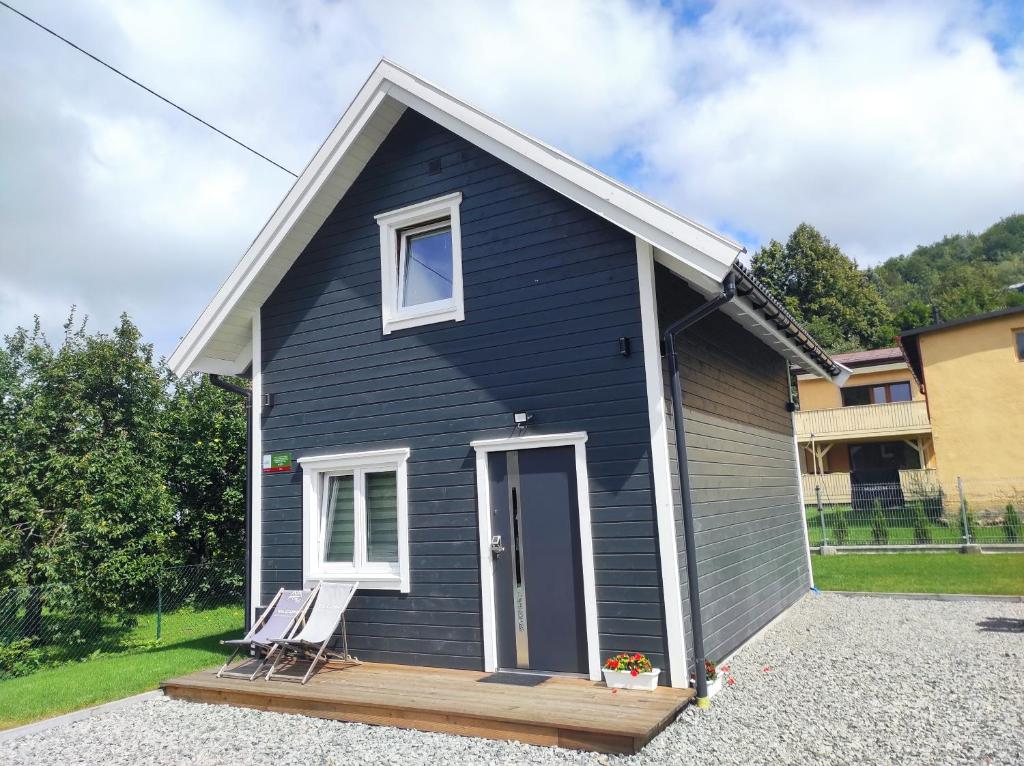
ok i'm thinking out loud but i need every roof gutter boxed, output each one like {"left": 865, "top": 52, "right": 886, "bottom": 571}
{"left": 730, "top": 262, "right": 847, "bottom": 382}
{"left": 662, "top": 271, "right": 736, "bottom": 707}
{"left": 209, "top": 374, "right": 253, "bottom": 630}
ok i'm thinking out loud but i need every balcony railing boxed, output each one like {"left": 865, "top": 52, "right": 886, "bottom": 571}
{"left": 801, "top": 469, "right": 938, "bottom": 503}
{"left": 795, "top": 400, "right": 931, "bottom": 441}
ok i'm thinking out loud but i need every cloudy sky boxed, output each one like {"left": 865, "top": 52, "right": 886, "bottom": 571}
{"left": 1, "top": 0, "right": 1022, "bottom": 358}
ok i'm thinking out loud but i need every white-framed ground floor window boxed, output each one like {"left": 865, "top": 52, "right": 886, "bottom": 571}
{"left": 299, "top": 448, "right": 410, "bottom": 591}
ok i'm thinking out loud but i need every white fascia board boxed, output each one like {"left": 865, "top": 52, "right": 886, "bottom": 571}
{"left": 170, "top": 59, "right": 744, "bottom": 375}
{"left": 168, "top": 66, "right": 400, "bottom": 376}
{"left": 383, "top": 65, "right": 741, "bottom": 283}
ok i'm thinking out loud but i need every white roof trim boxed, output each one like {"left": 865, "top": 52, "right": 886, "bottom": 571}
{"left": 170, "top": 59, "right": 747, "bottom": 376}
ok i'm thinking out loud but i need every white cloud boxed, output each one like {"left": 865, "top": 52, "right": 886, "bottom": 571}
{"left": 0, "top": 0, "right": 1021, "bottom": 357}
{"left": 648, "top": 1, "right": 1024, "bottom": 261}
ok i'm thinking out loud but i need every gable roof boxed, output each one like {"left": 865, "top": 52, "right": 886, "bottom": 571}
{"left": 169, "top": 60, "right": 846, "bottom": 382}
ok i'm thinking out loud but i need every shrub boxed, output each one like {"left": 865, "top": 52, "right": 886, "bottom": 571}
{"left": 833, "top": 506, "right": 850, "bottom": 545}
{"left": 0, "top": 638, "right": 45, "bottom": 679}
{"left": 870, "top": 501, "right": 890, "bottom": 545}
{"left": 1004, "top": 504, "right": 1022, "bottom": 543}
{"left": 912, "top": 502, "right": 931, "bottom": 544}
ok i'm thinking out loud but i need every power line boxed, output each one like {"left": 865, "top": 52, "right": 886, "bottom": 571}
{"left": 0, "top": 0, "right": 298, "bottom": 177}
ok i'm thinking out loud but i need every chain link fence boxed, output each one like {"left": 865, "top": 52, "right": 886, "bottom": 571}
{"left": 0, "top": 561, "right": 243, "bottom": 681}
{"left": 805, "top": 475, "right": 1024, "bottom": 547}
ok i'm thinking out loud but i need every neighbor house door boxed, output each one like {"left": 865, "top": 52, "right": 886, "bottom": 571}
{"left": 487, "top": 446, "right": 589, "bottom": 675}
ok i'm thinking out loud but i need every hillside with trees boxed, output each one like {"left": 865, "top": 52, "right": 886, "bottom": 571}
{"left": 751, "top": 213, "right": 1024, "bottom": 352}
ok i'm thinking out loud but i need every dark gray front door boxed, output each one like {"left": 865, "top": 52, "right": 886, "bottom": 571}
{"left": 488, "top": 446, "right": 588, "bottom": 675}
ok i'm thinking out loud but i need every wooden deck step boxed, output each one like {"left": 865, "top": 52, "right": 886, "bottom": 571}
{"left": 162, "top": 662, "right": 694, "bottom": 754}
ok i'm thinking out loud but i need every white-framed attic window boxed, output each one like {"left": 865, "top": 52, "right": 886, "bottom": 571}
{"left": 375, "top": 192, "right": 464, "bottom": 334}
{"left": 299, "top": 448, "right": 410, "bottom": 592}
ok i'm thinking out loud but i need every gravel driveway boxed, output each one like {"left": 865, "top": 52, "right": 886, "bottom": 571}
{"left": 4, "top": 593, "right": 1022, "bottom": 765}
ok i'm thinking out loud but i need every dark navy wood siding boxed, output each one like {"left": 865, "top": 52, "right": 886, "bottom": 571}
{"left": 656, "top": 265, "right": 808, "bottom": 668}
{"left": 258, "top": 110, "right": 667, "bottom": 672}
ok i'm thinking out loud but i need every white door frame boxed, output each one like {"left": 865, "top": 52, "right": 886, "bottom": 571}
{"left": 470, "top": 431, "right": 601, "bottom": 681}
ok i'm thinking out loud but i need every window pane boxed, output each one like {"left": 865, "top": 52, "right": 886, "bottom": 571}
{"left": 1016, "top": 330, "right": 1024, "bottom": 361}
{"left": 841, "top": 385, "right": 871, "bottom": 406}
{"left": 870, "top": 386, "right": 887, "bottom": 404}
{"left": 889, "top": 382, "right": 912, "bottom": 402}
{"left": 365, "top": 471, "right": 399, "bottom": 563}
{"left": 323, "top": 475, "right": 354, "bottom": 563}
{"left": 401, "top": 227, "right": 453, "bottom": 307}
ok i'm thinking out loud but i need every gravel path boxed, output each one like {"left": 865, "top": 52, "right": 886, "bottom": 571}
{"left": 4, "top": 593, "right": 1022, "bottom": 765}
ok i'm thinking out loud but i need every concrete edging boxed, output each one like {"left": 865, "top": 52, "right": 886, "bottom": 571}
{"left": 0, "top": 690, "right": 164, "bottom": 743}
{"left": 810, "top": 544, "right": 1024, "bottom": 554}
{"left": 823, "top": 590, "right": 1024, "bottom": 603}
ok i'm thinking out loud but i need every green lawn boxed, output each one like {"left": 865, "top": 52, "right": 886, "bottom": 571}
{"left": 812, "top": 553, "right": 1024, "bottom": 595}
{"left": 0, "top": 604, "right": 240, "bottom": 730}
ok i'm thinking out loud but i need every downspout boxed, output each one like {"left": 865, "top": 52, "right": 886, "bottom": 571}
{"left": 209, "top": 374, "right": 253, "bottom": 631}
{"left": 662, "top": 271, "right": 736, "bottom": 707}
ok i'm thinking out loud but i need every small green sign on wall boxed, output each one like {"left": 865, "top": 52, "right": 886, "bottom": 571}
{"left": 262, "top": 451, "right": 293, "bottom": 474}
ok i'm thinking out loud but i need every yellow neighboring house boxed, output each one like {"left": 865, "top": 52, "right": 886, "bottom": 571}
{"left": 794, "top": 305, "right": 1024, "bottom": 518}
{"left": 794, "top": 347, "right": 935, "bottom": 502}
{"left": 898, "top": 306, "right": 1024, "bottom": 495}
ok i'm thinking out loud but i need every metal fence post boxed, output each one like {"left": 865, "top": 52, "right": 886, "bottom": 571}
{"left": 816, "top": 486, "right": 828, "bottom": 547}
{"left": 156, "top": 572, "right": 163, "bottom": 642}
{"left": 957, "top": 476, "right": 971, "bottom": 545}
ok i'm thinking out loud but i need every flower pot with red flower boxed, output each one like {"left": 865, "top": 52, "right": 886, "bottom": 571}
{"left": 690, "top": 659, "right": 725, "bottom": 698}
{"left": 602, "top": 652, "right": 660, "bottom": 690}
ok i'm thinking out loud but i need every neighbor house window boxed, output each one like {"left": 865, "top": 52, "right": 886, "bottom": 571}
{"left": 1015, "top": 329, "right": 1024, "bottom": 362}
{"left": 841, "top": 381, "right": 912, "bottom": 406}
{"left": 299, "top": 448, "right": 410, "bottom": 591}
{"left": 375, "top": 192, "right": 463, "bottom": 334}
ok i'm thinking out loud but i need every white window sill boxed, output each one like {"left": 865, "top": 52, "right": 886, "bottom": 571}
{"left": 305, "top": 572, "right": 408, "bottom": 592}
{"left": 383, "top": 303, "right": 463, "bottom": 334}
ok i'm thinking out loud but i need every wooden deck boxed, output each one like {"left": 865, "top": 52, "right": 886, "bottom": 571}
{"left": 162, "top": 661, "right": 694, "bottom": 754}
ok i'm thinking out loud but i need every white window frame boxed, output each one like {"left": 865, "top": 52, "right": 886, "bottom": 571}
{"left": 375, "top": 192, "right": 464, "bottom": 334}
{"left": 299, "top": 448, "right": 410, "bottom": 592}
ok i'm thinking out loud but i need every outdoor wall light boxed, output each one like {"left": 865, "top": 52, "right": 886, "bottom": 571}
{"left": 513, "top": 412, "right": 532, "bottom": 425}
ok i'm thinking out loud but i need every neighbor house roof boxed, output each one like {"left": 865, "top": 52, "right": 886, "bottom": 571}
{"left": 169, "top": 60, "right": 847, "bottom": 383}
{"left": 898, "top": 305, "right": 1024, "bottom": 386}
{"left": 829, "top": 347, "right": 905, "bottom": 367}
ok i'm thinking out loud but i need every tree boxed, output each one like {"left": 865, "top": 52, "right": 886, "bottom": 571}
{"left": 14, "top": 312, "right": 175, "bottom": 613}
{"left": 751, "top": 223, "right": 896, "bottom": 352}
{"left": 871, "top": 213, "right": 1024, "bottom": 330}
{"left": 161, "top": 373, "right": 247, "bottom": 568}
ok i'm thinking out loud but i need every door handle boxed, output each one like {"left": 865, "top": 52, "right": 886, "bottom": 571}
{"left": 490, "top": 535, "right": 505, "bottom": 555}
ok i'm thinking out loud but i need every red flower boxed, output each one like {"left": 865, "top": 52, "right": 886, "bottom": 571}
{"left": 633, "top": 653, "right": 642, "bottom": 660}
{"left": 762, "top": 666, "right": 771, "bottom": 673}
{"left": 607, "top": 659, "right": 619, "bottom": 670}
{"left": 727, "top": 677, "right": 736, "bottom": 686}
{"left": 630, "top": 668, "right": 639, "bottom": 677}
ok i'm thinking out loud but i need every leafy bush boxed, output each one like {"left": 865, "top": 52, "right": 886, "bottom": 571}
{"left": 1004, "top": 504, "right": 1022, "bottom": 543}
{"left": 912, "top": 502, "right": 931, "bottom": 544}
{"left": 870, "top": 502, "right": 890, "bottom": 545}
{"left": 0, "top": 638, "right": 44, "bottom": 679}
{"left": 833, "top": 506, "right": 850, "bottom": 545}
